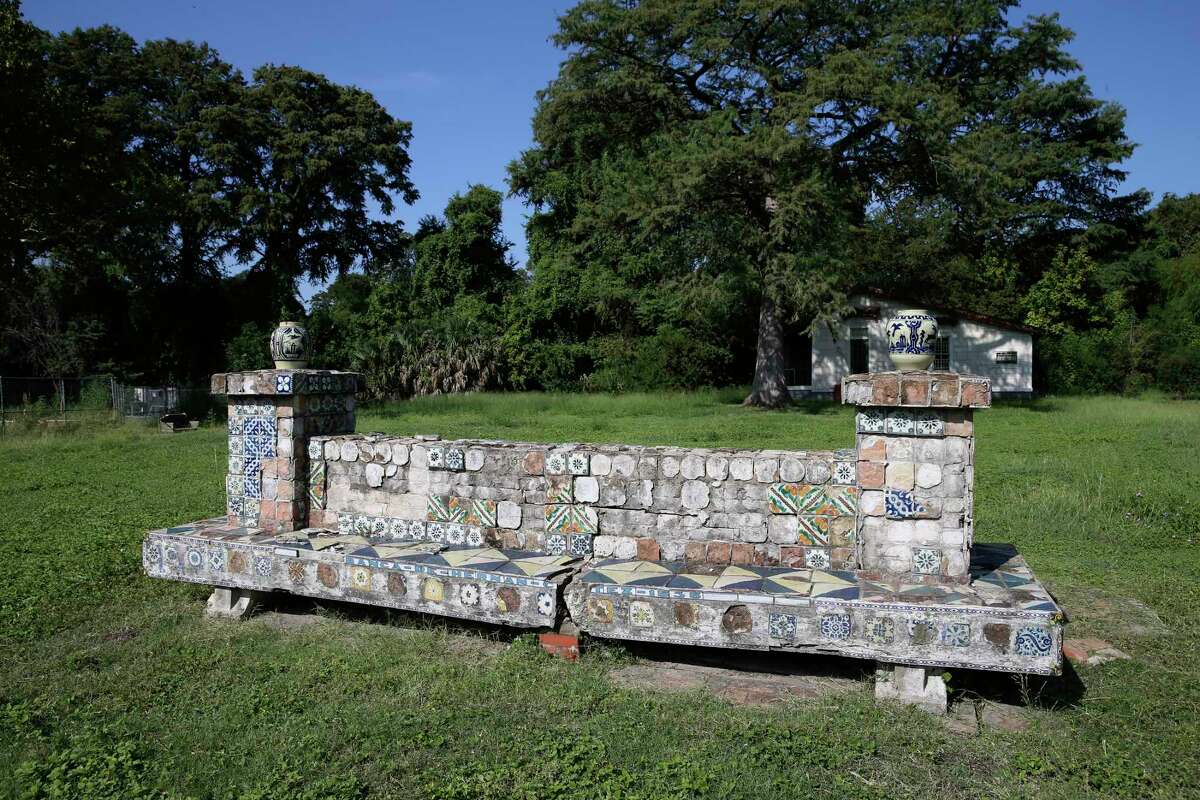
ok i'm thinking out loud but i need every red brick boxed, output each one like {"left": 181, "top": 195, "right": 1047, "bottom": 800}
{"left": 962, "top": 381, "right": 991, "bottom": 408}
{"left": 900, "top": 376, "right": 930, "bottom": 406}
{"left": 636, "top": 538, "right": 661, "bottom": 561}
{"left": 930, "top": 377, "right": 960, "bottom": 406}
{"left": 858, "top": 461, "right": 885, "bottom": 489}
{"left": 729, "top": 542, "right": 754, "bottom": 564}
{"left": 706, "top": 541, "right": 732, "bottom": 564}
{"left": 523, "top": 451, "right": 545, "bottom": 475}
{"left": 684, "top": 541, "right": 707, "bottom": 563}
{"left": 871, "top": 374, "right": 900, "bottom": 405}
{"left": 779, "top": 546, "right": 806, "bottom": 568}
{"left": 858, "top": 436, "right": 886, "bottom": 462}
{"left": 539, "top": 632, "right": 580, "bottom": 661}
{"left": 1062, "top": 640, "right": 1090, "bottom": 665}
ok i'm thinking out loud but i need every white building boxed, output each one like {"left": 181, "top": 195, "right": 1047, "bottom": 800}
{"left": 786, "top": 293, "right": 1035, "bottom": 398}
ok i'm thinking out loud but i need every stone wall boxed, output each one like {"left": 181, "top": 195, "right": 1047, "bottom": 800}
{"left": 306, "top": 436, "right": 862, "bottom": 570}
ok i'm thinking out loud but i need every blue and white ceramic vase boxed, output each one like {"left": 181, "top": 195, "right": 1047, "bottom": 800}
{"left": 886, "top": 309, "right": 938, "bottom": 370}
{"left": 270, "top": 321, "right": 309, "bottom": 369}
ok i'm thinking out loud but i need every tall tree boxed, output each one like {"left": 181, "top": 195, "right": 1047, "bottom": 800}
{"left": 412, "top": 184, "right": 517, "bottom": 310}
{"left": 512, "top": 0, "right": 1144, "bottom": 406}
{"left": 223, "top": 65, "right": 419, "bottom": 309}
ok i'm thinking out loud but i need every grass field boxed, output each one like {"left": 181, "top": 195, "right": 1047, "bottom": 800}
{"left": 1, "top": 390, "right": 1198, "bottom": 799}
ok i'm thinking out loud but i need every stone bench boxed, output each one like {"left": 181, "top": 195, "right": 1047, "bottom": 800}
{"left": 142, "top": 366, "right": 1064, "bottom": 713}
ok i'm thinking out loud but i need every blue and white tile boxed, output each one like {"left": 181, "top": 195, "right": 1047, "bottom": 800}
{"left": 885, "top": 410, "right": 915, "bottom": 435}
{"left": 856, "top": 408, "right": 886, "bottom": 433}
{"left": 912, "top": 547, "right": 941, "bottom": 575}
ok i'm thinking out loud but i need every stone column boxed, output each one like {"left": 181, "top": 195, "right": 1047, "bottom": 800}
{"left": 212, "top": 369, "right": 361, "bottom": 534}
{"left": 842, "top": 371, "right": 990, "bottom": 582}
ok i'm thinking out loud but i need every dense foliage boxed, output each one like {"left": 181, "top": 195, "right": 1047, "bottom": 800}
{"left": 1, "top": 0, "right": 1197, "bottom": 398}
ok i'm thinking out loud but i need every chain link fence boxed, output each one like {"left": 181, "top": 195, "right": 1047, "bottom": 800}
{"left": 0, "top": 375, "right": 217, "bottom": 433}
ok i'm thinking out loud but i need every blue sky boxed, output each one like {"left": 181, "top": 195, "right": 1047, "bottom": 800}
{"left": 25, "top": 0, "right": 1200, "bottom": 298}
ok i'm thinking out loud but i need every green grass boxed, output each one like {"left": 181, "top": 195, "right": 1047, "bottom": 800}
{"left": 1, "top": 390, "right": 1198, "bottom": 799}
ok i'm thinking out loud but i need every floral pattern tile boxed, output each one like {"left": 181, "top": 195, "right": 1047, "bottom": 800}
{"left": 769, "top": 612, "right": 797, "bottom": 642}
{"left": 820, "top": 613, "right": 852, "bottom": 640}
{"left": 1014, "top": 626, "right": 1053, "bottom": 657}
{"left": 912, "top": 548, "right": 941, "bottom": 575}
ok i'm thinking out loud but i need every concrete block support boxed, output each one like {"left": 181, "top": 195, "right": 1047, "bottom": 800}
{"left": 874, "top": 663, "right": 948, "bottom": 714}
{"left": 204, "top": 586, "right": 266, "bottom": 620}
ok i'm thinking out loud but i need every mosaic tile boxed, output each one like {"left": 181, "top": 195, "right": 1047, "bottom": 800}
{"left": 465, "top": 527, "right": 484, "bottom": 547}
{"left": 912, "top": 548, "right": 941, "bottom": 575}
{"left": 445, "top": 448, "right": 465, "bottom": 471}
{"left": 389, "top": 518, "right": 408, "bottom": 539}
{"left": 769, "top": 612, "right": 797, "bottom": 641}
{"left": 427, "top": 522, "right": 446, "bottom": 542}
{"left": 228, "top": 416, "right": 243, "bottom": 435}
{"left": 337, "top": 512, "right": 353, "bottom": 534}
{"left": 243, "top": 472, "right": 262, "bottom": 500}
{"left": 797, "top": 516, "right": 830, "bottom": 546}
{"left": 832, "top": 461, "right": 856, "bottom": 485}
{"left": 568, "top": 534, "right": 593, "bottom": 557}
{"left": 856, "top": 408, "right": 886, "bottom": 433}
{"left": 867, "top": 616, "right": 895, "bottom": 644}
{"left": 545, "top": 452, "right": 567, "bottom": 475}
{"left": 589, "top": 596, "right": 614, "bottom": 623}
{"left": 228, "top": 456, "right": 244, "bottom": 475}
{"left": 423, "top": 577, "right": 444, "bottom": 602}
{"left": 545, "top": 533, "right": 567, "bottom": 555}
{"left": 885, "top": 410, "right": 915, "bottom": 435}
{"left": 186, "top": 547, "right": 204, "bottom": 569}
{"left": 229, "top": 435, "right": 243, "bottom": 456}
{"left": 630, "top": 600, "right": 655, "bottom": 627}
{"left": 537, "top": 591, "right": 554, "bottom": 616}
{"left": 459, "top": 583, "right": 480, "bottom": 607}
{"left": 768, "top": 483, "right": 800, "bottom": 514}
{"left": 804, "top": 547, "right": 831, "bottom": 569}
{"left": 427, "top": 495, "right": 461, "bottom": 523}
{"left": 940, "top": 622, "right": 970, "bottom": 647}
{"left": 351, "top": 566, "right": 371, "bottom": 590}
{"left": 308, "top": 460, "right": 326, "bottom": 509}
{"left": 825, "top": 485, "right": 858, "bottom": 516}
{"left": 886, "top": 489, "right": 924, "bottom": 519}
{"left": 227, "top": 496, "right": 244, "bottom": 516}
{"left": 409, "top": 520, "right": 427, "bottom": 540}
{"left": 544, "top": 504, "right": 599, "bottom": 534}
{"left": 275, "top": 373, "right": 293, "bottom": 393}
{"left": 427, "top": 447, "right": 445, "bottom": 469}
{"left": 253, "top": 554, "right": 273, "bottom": 577}
{"left": 547, "top": 476, "right": 574, "bottom": 503}
{"left": 355, "top": 515, "right": 371, "bottom": 535}
{"left": 1014, "top": 625, "right": 1053, "bottom": 657}
{"left": 567, "top": 451, "right": 589, "bottom": 476}
{"left": 226, "top": 474, "right": 244, "bottom": 499}
{"left": 308, "top": 439, "right": 323, "bottom": 459}
{"left": 820, "top": 613, "right": 851, "bottom": 640}
{"left": 371, "top": 517, "right": 388, "bottom": 538}
{"left": 914, "top": 411, "right": 944, "bottom": 436}
{"left": 446, "top": 524, "right": 466, "bottom": 545}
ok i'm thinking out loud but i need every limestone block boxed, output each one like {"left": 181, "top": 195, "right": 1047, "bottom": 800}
{"left": 680, "top": 455, "right": 706, "bottom": 480}
{"left": 740, "top": 524, "right": 768, "bottom": 543}
{"left": 575, "top": 476, "right": 600, "bottom": 503}
{"left": 660, "top": 540, "right": 686, "bottom": 561}
{"left": 916, "top": 463, "right": 942, "bottom": 489}
{"left": 860, "top": 490, "right": 885, "bottom": 516}
{"left": 875, "top": 665, "right": 947, "bottom": 714}
{"left": 705, "top": 455, "right": 729, "bottom": 480}
{"left": 324, "top": 440, "right": 341, "bottom": 461}
{"left": 597, "top": 479, "right": 627, "bottom": 507}
{"left": 660, "top": 456, "right": 680, "bottom": 478}
{"left": 591, "top": 453, "right": 612, "bottom": 476}
{"left": 943, "top": 437, "right": 968, "bottom": 463}
{"left": 391, "top": 444, "right": 409, "bottom": 466}
{"left": 768, "top": 515, "right": 799, "bottom": 544}
{"left": 941, "top": 528, "right": 965, "bottom": 546}
{"left": 497, "top": 501, "right": 522, "bottom": 529}
{"left": 806, "top": 461, "right": 831, "bottom": 484}
{"left": 277, "top": 437, "right": 293, "bottom": 458}
{"left": 637, "top": 456, "right": 658, "bottom": 479}
{"left": 885, "top": 461, "right": 915, "bottom": 490}
{"left": 365, "top": 462, "right": 384, "bottom": 488}
{"left": 729, "top": 457, "right": 754, "bottom": 481}
{"left": 779, "top": 457, "right": 805, "bottom": 482}
{"left": 340, "top": 440, "right": 360, "bottom": 462}
{"left": 753, "top": 458, "right": 778, "bottom": 483}
{"left": 593, "top": 535, "right": 616, "bottom": 557}
{"left": 914, "top": 519, "right": 941, "bottom": 544}
{"left": 465, "top": 448, "right": 486, "bottom": 471}
{"left": 613, "top": 454, "right": 637, "bottom": 477}
{"left": 613, "top": 536, "right": 637, "bottom": 559}
{"left": 885, "top": 520, "right": 916, "bottom": 543}
{"left": 410, "top": 445, "right": 429, "bottom": 469}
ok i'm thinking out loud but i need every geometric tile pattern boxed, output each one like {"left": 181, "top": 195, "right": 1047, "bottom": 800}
{"left": 427, "top": 496, "right": 497, "bottom": 527}
{"left": 912, "top": 548, "right": 941, "bottom": 575}
{"left": 856, "top": 409, "right": 946, "bottom": 438}
{"left": 544, "top": 504, "right": 598, "bottom": 534}
{"left": 227, "top": 405, "right": 275, "bottom": 524}
{"left": 797, "top": 516, "right": 830, "bottom": 546}
{"left": 770, "top": 484, "right": 857, "bottom": 517}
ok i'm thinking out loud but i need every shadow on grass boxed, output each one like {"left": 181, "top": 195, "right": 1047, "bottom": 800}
{"left": 952, "top": 659, "right": 1086, "bottom": 711}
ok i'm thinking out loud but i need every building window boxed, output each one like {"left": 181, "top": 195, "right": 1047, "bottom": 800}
{"left": 849, "top": 325, "right": 869, "bottom": 374}
{"left": 933, "top": 336, "right": 950, "bottom": 371}
{"left": 994, "top": 351, "right": 1018, "bottom": 364}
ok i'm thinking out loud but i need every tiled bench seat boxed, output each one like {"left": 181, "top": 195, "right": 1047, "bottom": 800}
{"left": 144, "top": 518, "right": 581, "bottom": 628}
{"left": 563, "top": 543, "right": 1063, "bottom": 675}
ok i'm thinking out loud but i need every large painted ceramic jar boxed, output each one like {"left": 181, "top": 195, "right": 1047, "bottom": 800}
{"left": 886, "top": 309, "right": 938, "bottom": 370}
{"left": 270, "top": 321, "right": 309, "bottom": 369}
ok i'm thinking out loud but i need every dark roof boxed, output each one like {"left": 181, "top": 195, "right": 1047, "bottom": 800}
{"left": 853, "top": 288, "right": 1040, "bottom": 334}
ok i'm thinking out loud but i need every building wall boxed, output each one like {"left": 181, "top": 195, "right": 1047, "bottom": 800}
{"left": 804, "top": 296, "right": 1033, "bottom": 395}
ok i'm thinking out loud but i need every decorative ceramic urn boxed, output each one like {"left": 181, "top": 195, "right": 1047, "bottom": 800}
{"left": 886, "top": 309, "right": 939, "bottom": 370}
{"left": 270, "top": 321, "right": 309, "bottom": 369}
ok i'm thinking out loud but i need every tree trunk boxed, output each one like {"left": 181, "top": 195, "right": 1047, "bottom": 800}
{"left": 743, "top": 292, "right": 791, "bottom": 409}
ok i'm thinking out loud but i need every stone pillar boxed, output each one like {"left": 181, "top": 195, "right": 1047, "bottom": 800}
{"left": 842, "top": 371, "right": 990, "bottom": 582}
{"left": 212, "top": 369, "right": 361, "bottom": 533}
{"left": 874, "top": 664, "right": 948, "bottom": 714}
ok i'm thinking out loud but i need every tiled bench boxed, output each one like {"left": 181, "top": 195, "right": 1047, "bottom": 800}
{"left": 143, "top": 366, "right": 1065, "bottom": 713}
{"left": 565, "top": 544, "right": 1061, "bottom": 676}
{"left": 144, "top": 518, "right": 580, "bottom": 627}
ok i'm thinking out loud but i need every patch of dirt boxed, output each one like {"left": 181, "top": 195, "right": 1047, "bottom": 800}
{"left": 610, "top": 661, "right": 860, "bottom": 707}
{"left": 943, "top": 699, "right": 1031, "bottom": 735}
{"left": 1057, "top": 585, "right": 1169, "bottom": 638}
{"left": 103, "top": 626, "right": 139, "bottom": 643}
